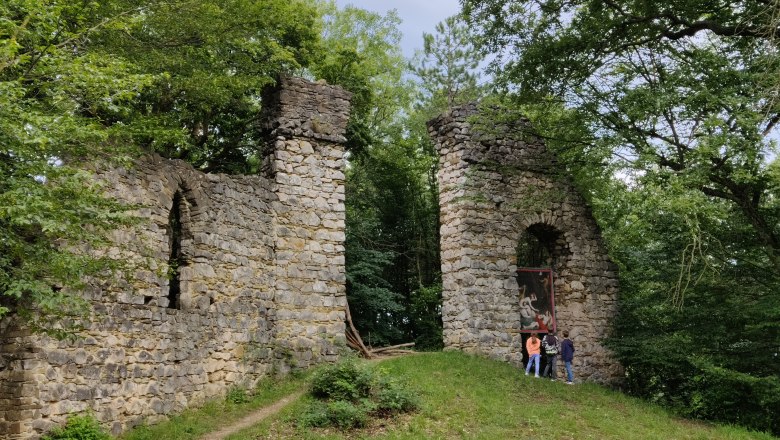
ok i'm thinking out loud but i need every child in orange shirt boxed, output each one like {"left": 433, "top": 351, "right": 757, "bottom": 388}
{"left": 525, "top": 333, "right": 541, "bottom": 377}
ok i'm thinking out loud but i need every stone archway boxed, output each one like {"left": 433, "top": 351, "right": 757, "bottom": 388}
{"left": 428, "top": 104, "right": 622, "bottom": 384}
{"left": 517, "top": 222, "right": 570, "bottom": 269}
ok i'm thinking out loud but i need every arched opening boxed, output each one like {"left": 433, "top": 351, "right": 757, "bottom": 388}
{"left": 167, "top": 190, "right": 187, "bottom": 309}
{"left": 516, "top": 223, "right": 562, "bottom": 268}
{"left": 516, "top": 223, "right": 569, "bottom": 369}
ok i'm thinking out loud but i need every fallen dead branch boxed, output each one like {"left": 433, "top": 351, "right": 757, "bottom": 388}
{"left": 370, "top": 342, "right": 415, "bottom": 354}
{"left": 344, "top": 303, "right": 417, "bottom": 359}
{"left": 345, "top": 303, "right": 372, "bottom": 359}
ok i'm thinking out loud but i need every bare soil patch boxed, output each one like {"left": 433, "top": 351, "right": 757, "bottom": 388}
{"left": 201, "top": 390, "right": 304, "bottom": 440}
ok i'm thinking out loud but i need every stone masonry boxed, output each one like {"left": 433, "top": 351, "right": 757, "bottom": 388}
{"left": 0, "top": 76, "right": 351, "bottom": 439}
{"left": 428, "top": 104, "right": 622, "bottom": 384}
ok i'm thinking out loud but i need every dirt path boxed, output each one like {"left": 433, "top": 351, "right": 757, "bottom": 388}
{"left": 201, "top": 353, "right": 415, "bottom": 439}
{"left": 202, "top": 390, "right": 304, "bottom": 440}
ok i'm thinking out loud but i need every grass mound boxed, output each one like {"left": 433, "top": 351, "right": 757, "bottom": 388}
{"left": 122, "top": 352, "right": 776, "bottom": 439}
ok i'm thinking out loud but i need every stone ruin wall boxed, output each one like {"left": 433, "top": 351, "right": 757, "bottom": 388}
{"left": 0, "top": 76, "right": 351, "bottom": 439}
{"left": 261, "top": 77, "right": 351, "bottom": 364}
{"left": 428, "top": 104, "right": 622, "bottom": 384}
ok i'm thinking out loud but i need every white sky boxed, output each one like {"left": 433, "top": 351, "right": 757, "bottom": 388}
{"left": 333, "top": 0, "right": 463, "bottom": 58}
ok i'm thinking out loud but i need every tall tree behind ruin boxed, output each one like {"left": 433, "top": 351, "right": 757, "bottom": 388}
{"left": 411, "top": 13, "right": 487, "bottom": 117}
{"left": 462, "top": 0, "right": 780, "bottom": 433}
{"left": 310, "top": 3, "right": 450, "bottom": 349}
{"left": 0, "top": 0, "right": 323, "bottom": 334}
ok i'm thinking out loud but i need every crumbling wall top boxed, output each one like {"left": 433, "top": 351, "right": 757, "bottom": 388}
{"left": 261, "top": 76, "right": 352, "bottom": 143}
{"left": 427, "top": 103, "right": 557, "bottom": 173}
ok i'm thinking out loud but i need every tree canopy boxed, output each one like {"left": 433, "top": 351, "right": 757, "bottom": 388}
{"left": 0, "top": 0, "right": 322, "bottom": 333}
{"left": 463, "top": 0, "right": 780, "bottom": 270}
{"left": 464, "top": 0, "right": 780, "bottom": 433}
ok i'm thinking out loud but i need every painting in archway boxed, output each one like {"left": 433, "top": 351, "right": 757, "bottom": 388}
{"left": 517, "top": 268, "right": 556, "bottom": 333}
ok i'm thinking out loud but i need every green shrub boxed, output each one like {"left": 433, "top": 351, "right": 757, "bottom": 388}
{"left": 297, "top": 400, "right": 331, "bottom": 428}
{"left": 299, "top": 359, "right": 419, "bottom": 430}
{"left": 310, "top": 359, "right": 373, "bottom": 401}
{"left": 326, "top": 400, "right": 369, "bottom": 429}
{"left": 298, "top": 399, "right": 371, "bottom": 429}
{"left": 373, "top": 377, "right": 420, "bottom": 414}
{"left": 42, "top": 414, "right": 111, "bottom": 440}
{"left": 225, "top": 385, "right": 249, "bottom": 404}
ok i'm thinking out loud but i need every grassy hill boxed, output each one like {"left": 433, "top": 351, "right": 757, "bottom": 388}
{"left": 123, "top": 351, "right": 776, "bottom": 440}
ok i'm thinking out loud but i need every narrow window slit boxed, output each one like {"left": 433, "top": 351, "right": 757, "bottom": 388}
{"left": 167, "top": 191, "right": 184, "bottom": 309}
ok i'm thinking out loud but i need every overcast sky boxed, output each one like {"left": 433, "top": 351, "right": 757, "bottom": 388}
{"left": 332, "top": 0, "right": 463, "bottom": 58}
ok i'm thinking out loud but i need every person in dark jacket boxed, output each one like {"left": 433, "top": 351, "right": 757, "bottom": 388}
{"left": 541, "top": 330, "right": 560, "bottom": 380}
{"left": 561, "top": 330, "right": 575, "bottom": 384}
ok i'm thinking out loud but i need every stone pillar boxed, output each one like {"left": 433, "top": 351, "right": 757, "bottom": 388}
{"left": 261, "top": 76, "right": 352, "bottom": 370}
{"left": 428, "top": 104, "right": 622, "bottom": 384}
{"left": 0, "top": 322, "right": 44, "bottom": 439}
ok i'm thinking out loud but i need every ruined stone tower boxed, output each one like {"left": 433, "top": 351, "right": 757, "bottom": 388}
{"left": 428, "top": 104, "right": 622, "bottom": 384}
{"left": 0, "top": 77, "right": 351, "bottom": 438}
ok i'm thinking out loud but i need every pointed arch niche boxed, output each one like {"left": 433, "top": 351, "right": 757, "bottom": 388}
{"left": 166, "top": 190, "right": 185, "bottom": 309}
{"left": 163, "top": 182, "right": 199, "bottom": 310}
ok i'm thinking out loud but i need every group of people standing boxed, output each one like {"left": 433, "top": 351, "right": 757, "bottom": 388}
{"left": 524, "top": 330, "right": 575, "bottom": 385}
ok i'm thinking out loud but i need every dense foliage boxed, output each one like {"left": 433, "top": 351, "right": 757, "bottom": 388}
{"left": 299, "top": 359, "right": 419, "bottom": 429}
{"left": 1, "top": 0, "right": 446, "bottom": 346}
{"left": 463, "top": 0, "right": 780, "bottom": 434}
{"left": 0, "top": 0, "right": 333, "bottom": 333}
{"left": 97, "top": 0, "right": 321, "bottom": 173}
{"left": 1, "top": 0, "right": 147, "bottom": 334}
{"left": 41, "top": 414, "right": 111, "bottom": 440}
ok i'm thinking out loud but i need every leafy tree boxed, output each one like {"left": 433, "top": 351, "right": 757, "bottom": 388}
{"left": 411, "top": 13, "right": 486, "bottom": 116}
{"left": 0, "top": 0, "right": 147, "bottom": 334}
{"left": 0, "top": 0, "right": 322, "bottom": 334}
{"left": 97, "top": 0, "right": 321, "bottom": 173}
{"left": 598, "top": 176, "right": 780, "bottom": 433}
{"left": 462, "top": 0, "right": 780, "bottom": 432}
{"left": 311, "top": 2, "right": 414, "bottom": 156}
